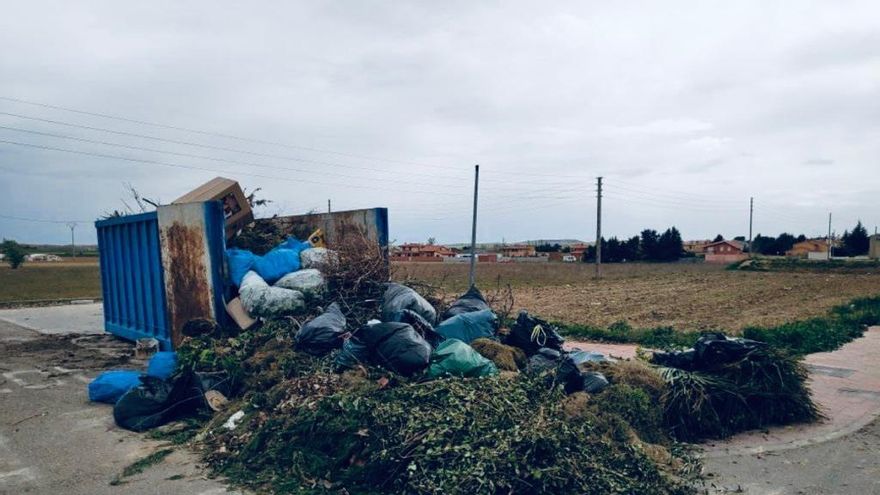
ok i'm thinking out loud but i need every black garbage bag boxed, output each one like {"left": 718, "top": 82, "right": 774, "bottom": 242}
{"left": 394, "top": 309, "right": 445, "bottom": 348}
{"left": 359, "top": 322, "right": 432, "bottom": 376}
{"left": 527, "top": 348, "right": 563, "bottom": 373}
{"left": 506, "top": 311, "right": 565, "bottom": 355}
{"left": 295, "top": 303, "right": 347, "bottom": 356}
{"left": 114, "top": 372, "right": 206, "bottom": 432}
{"left": 652, "top": 333, "right": 766, "bottom": 371}
{"left": 334, "top": 335, "right": 371, "bottom": 371}
{"left": 557, "top": 354, "right": 609, "bottom": 394}
{"left": 442, "top": 286, "right": 491, "bottom": 320}
{"left": 694, "top": 333, "right": 765, "bottom": 366}
{"left": 381, "top": 283, "right": 437, "bottom": 325}
{"left": 651, "top": 349, "right": 697, "bottom": 370}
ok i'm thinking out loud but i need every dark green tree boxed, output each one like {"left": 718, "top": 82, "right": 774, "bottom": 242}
{"left": 841, "top": 220, "right": 870, "bottom": 256}
{"left": 1, "top": 239, "right": 26, "bottom": 269}
{"left": 657, "top": 227, "right": 684, "bottom": 261}
{"left": 640, "top": 229, "right": 659, "bottom": 260}
{"left": 713, "top": 234, "right": 724, "bottom": 242}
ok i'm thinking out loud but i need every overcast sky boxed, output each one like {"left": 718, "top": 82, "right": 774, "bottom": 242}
{"left": 1, "top": 1, "right": 878, "bottom": 245}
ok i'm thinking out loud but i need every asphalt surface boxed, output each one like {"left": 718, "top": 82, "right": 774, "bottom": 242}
{"left": 0, "top": 319, "right": 241, "bottom": 494}
{"left": 704, "top": 416, "right": 880, "bottom": 494}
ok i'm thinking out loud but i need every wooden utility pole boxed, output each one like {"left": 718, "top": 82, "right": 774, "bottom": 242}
{"left": 595, "top": 176, "right": 603, "bottom": 278}
{"left": 468, "top": 165, "right": 480, "bottom": 288}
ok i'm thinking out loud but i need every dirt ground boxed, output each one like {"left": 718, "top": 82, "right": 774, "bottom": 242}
{"left": 396, "top": 262, "right": 880, "bottom": 331}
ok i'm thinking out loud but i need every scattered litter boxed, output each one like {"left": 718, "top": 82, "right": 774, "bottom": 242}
{"left": 223, "top": 410, "right": 245, "bottom": 430}
{"left": 204, "top": 390, "right": 229, "bottom": 411}
{"left": 225, "top": 297, "right": 256, "bottom": 330}
{"left": 135, "top": 338, "right": 159, "bottom": 360}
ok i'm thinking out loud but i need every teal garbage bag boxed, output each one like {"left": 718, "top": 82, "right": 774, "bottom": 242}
{"left": 426, "top": 339, "right": 498, "bottom": 379}
{"left": 434, "top": 309, "right": 498, "bottom": 344}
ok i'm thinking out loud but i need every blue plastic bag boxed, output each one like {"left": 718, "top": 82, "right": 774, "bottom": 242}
{"left": 253, "top": 248, "right": 300, "bottom": 284}
{"left": 88, "top": 370, "right": 143, "bottom": 404}
{"left": 435, "top": 310, "right": 498, "bottom": 344}
{"left": 280, "top": 237, "right": 311, "bottom": 252}
{"left": 147, "top": 351, "right": 178, "bottom": 380}
{"left": 227, "top": 248, "right": 256, "bottom": 286}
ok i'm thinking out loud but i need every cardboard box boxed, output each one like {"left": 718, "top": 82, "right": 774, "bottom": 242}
{"left": 173, "top": 177, "right": 254, "bottom": 239}
{"left": 225, "top": 297, "right": 257, "bottom": 330}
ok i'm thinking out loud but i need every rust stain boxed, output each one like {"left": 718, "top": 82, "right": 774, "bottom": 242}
{"left": 162, "top": 222, "right": 211, "bottom": 347}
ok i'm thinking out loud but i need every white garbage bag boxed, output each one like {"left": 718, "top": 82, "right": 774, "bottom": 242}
{"left": 300, "top": 247, "right": 337, "bottom": 270}
{"left": 275, "top": 269, "right": 326, "bottom": 296}
{"left": 239, "top": 271, "right": 305, "bottom": 317}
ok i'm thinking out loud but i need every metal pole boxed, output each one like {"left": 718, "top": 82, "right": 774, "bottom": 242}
{"left": 67, "top": 222, "right": 76, "bottom": 260}
{"left": 468, "top": 165, "right": 480, "bottom": 288}
{"left": 327, "top": 199, "right": 331, "bottom": 214}
{"left": 748, "top": 197, "right": 754, "bottom": 257}
{"left": 595, "top": 176, "right": 602, "bottom": 278}
{"left": 828, "top": 212, "right": 832, "bottom": 259}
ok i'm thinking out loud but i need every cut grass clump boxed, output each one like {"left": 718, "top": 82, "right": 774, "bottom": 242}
{"left": 659, "top": 347, "right": 820, "bottom": 442}
{"left": 206, "top": 375, "right": 698, "bottom": 495}
{"left": 470, "top": 338, "right": 527, "bottom": 371}
{"left": 110, "top": 448, "right": 174, "bottom": 485}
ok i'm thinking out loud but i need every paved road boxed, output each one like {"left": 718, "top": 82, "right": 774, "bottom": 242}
{"left": 0, "top": 319, "right": 241, "bottom": 494}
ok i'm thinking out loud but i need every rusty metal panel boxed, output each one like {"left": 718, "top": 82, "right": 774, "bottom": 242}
{"left": 95, "top": 211, "right": 171, "bottom": 349}
{"left": 157, "top": 201, "right": 226, "bottom": 347}
{"left": 257, "top": 207, "right": 388, "bottom": 248}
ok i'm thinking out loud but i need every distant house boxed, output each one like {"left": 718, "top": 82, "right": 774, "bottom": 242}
{"left": 500, "top": 244, "right": 536, "bottom": 258}
{"left": 683, "top": 240, "right": 711, "bottom": 255}
{"left": 703, "top": 240, "right": 747, "bottom": 263}
{"left": 786, "top": 239, "right": 830, "bottom": 260}
{"left": 26, "top": 253, "right": 63, "bottom": 262}
{"left": 394, "top": 243, "right": 455, "bottom": 261}
{"left": 568, "top": 243, "right": 591, "bottom": 260}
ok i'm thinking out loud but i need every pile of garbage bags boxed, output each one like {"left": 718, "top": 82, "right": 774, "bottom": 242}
{"left": 321, "top": 283, "right": 609, "bottom": 394}
{"left": 229, "top": 237, "right": 334, "bottom": 320}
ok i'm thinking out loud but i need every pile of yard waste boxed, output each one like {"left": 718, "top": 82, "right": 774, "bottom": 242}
{"left": 90, "top": 226, "right": 820, "bottom": 494}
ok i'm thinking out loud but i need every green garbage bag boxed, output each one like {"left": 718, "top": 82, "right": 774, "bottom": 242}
{"left": 426, "top": 339, "right": 499, "bottom": 379}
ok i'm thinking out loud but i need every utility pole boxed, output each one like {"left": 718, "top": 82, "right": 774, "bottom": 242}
{"left": 67, "top": 222, "right": 76, "bottom": 260}
{"left": 468, "top": 165, "right": 480, "bottom": 288}
{"left": 828, "top": 212, "right": 833, "bottom": 259}
{"left": 748, "top": 197, "right": 754, "bottom": 257}
{"left": 595, "top": 176, "right": 602, "bottom": 278}
{"left": 327, "top": 199, "right": 331, "bottom": 214}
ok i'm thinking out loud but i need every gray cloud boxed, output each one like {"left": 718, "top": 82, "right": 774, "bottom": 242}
{"left": 0, "top": 1, "right": 878, "bottom": 245}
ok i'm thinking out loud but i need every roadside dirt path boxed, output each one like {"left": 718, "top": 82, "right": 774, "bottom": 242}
{"left": 0, "top": 320, "right": 241, "bottom": 495}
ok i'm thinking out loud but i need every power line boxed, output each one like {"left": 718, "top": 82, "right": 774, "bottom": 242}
{"left": 0, "top": 124, "right": 471, "bottom": 192}
{"left": 604, "top": 180, "right": 743, "bottom": 206}
{"left": 0, "top": 213, "right": 90, "bottom": 224}
{"left": 0, "top": 138, "right": 463, "bottom": 197}
{"left": 0, "top": 97, "right": 595, "bottom": 182}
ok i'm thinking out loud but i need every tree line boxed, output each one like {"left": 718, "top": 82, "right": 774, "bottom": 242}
{"left": 584, "top": 227, "right": 685, "bottom": 263}
{"left": 751, "top": 221, "right": 871, "bottom": 257}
